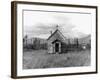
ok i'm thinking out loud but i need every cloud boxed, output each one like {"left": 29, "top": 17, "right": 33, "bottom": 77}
{"left": 24, "top": 11, "right": 90, "bottom": 39}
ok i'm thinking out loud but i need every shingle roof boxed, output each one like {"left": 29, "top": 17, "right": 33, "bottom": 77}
{"left": 47, "top": 29, "right": 66, "bottom": 41}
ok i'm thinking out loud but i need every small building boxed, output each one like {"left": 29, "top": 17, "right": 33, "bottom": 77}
{"left": 47, "top": 28, "right": 68, "bottom": 54}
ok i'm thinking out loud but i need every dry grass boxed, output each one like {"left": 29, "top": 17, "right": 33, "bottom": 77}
{"left": 23, "top": 49, "right": 90, "bottom": 69}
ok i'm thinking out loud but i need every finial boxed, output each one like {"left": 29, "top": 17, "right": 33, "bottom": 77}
{"left": 50, "top": 31, "right": 52, "bottom": 35}
{"left": 56, "top": 25, "right": 59, "bottom": 30}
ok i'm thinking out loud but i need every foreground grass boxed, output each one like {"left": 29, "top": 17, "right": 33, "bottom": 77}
{"left": 23, "top": 49, "right": 90, "bottom": 69}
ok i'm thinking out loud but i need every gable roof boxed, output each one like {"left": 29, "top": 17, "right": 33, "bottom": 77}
{"left": 52, "top": 39, "right": 61, "bottom": 44}
{"left": 47, "top": 29, "right": 66, "bottom": 41}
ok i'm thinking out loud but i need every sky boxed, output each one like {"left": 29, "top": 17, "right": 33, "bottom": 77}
{"left": 23, "top": 10, "right": 91, "bottom": 39}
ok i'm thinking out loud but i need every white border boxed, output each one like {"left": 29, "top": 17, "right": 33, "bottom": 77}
{"left": 17, "top": 3, "right": 96, "bottom": 76}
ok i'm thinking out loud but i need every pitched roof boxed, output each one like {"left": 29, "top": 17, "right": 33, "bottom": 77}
{"left": 47, "top": 29, "right": 66, "bottom": 41}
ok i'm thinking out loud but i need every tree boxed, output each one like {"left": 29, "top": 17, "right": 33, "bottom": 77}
{"left": 23, "top": 35, "right": 28, "bottom": 48}
{"left": 33, "top": 38, "right": 41, "bottom": 50}
{"left": 76, "top": 38, "right": 79, "bottom": 48}
{"left": 74, "top": 38, "right": 79, "bottom": 48}
{"left": 68, "top": 39, "right": 71, "bottom": 45}
{"left": 33, "top": 38, "right": 37, "bottom": 49}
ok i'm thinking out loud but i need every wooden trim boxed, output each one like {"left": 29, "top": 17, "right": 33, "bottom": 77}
{"left": 11, "top": 1, "right": 17, "bottom": 78}
{"left": 11, "top": 1, "right": 98, "bottom": 78}
{"left": 11, "top": 1, "right": 97, "bottom": 8}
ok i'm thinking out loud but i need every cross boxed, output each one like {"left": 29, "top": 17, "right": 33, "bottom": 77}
{"left": 56, "top": 25, "right": 59, "bottom": 30}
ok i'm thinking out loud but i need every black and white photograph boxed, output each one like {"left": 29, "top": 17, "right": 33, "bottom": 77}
{"left": 23, "top": 10, "right": 91, "bottom": 69}
{"left": 11, "top": 1, "right": 97, "bottom": 78}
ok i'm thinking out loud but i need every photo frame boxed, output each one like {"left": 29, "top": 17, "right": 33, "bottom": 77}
{"left": 11, "top": 1, "right": 98, "bottom": 78}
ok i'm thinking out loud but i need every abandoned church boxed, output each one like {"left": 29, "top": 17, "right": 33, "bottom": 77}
{"left": 47, "top": 25, "right": 80, "bottom": 54}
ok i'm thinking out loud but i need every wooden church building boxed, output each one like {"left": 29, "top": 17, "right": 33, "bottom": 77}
{"left": 47, "top": 25, "right": 69, "bottom": 54}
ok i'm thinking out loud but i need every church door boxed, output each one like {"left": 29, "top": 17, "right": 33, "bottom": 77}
{"left": 55, "top": 43, "right": 59, "bottom": 52}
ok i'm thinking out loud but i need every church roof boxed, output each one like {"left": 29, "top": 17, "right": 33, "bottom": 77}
{"left": 47, "top": 29, "right": 66, "bottom": 41}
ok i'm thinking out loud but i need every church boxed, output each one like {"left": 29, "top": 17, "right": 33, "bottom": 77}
{"left": 47, "top": 25, "right": 70, "bottom": 54}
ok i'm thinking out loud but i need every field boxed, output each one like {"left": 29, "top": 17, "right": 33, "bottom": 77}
{"left": 23, "top": 49, "right": 90, "bottom": 69}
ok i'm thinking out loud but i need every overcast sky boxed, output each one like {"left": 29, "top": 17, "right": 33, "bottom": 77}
{"left": 23, "top": 10, "right": 91, "bottom": 39}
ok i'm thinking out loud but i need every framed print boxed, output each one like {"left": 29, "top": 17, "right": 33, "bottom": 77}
{"left": 11, "top": 1, "right": 98, "bottom": 78}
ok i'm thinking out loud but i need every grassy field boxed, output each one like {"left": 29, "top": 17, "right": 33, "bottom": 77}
{"left": 23, "top": 49, "right": 91, "bottom": 69}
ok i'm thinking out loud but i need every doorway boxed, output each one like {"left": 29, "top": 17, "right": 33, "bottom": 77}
{"left": 55, "top": 43, "right": 59, "bottom": 53}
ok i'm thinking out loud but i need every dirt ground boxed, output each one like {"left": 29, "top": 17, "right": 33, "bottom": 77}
{"left": 23, "top": 49, "right": 90, "bottom": 69}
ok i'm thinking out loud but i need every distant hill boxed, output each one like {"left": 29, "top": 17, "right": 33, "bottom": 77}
{"left": 78, "top": 35, "right": 91, "bottom": 44}
{"left": 63, "top": 35, "right": 91, "bottom": 44}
